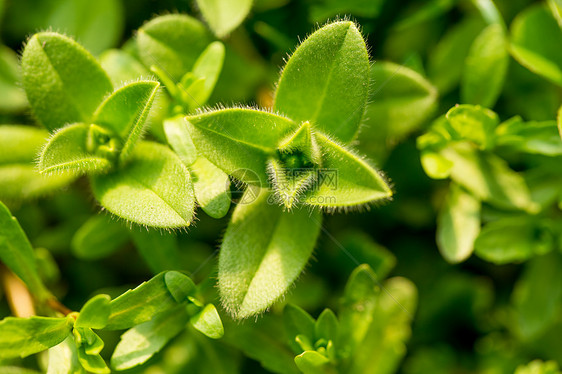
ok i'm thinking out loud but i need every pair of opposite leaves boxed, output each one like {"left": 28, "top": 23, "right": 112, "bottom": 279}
{"left": 25, "top": 21, "right": 392, "bottom": 319}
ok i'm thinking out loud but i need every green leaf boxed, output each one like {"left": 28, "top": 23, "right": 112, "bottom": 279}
{"left": 442, "top": 143, "right": 536, "bottom": 212}
{"left": 445, "top": 104, "right": 498, "bottom": 150}
{"left": 38, "top": 123, "right": 114, "bottom": 175}
{"left": 0, "top": 46, "right": 27, "bottom": 112}
{"left": 105, "top": 271, "right": 194, "bottom": 330}
{"left": 163, "top": 116, "right": 198, "bottom": 166}
{"left": 475, "top": 216, "right": 554, "bottom": 264}
{"left": 164, "top": 271, "right": 196, "bottom": 303}
{"left": 111, "top": 305, "right": 189, "bottom": 370}
{"left": 0, "top": 316, "right": 73, "bottom": 358}
{"left": 191, "top": 156, "right": 231, "bottom": 219}
{"left": 74, "top": 327, "right": 104, "bottom": 356}
{"left": 274, "top": 21, "right": 370, "bottom": 143}
{"left": 284, "top": 304, "right": 316, "bottom": 353}
{"left": 510, "top": 5, "right": 562, "bottom": 86}
{"left": 304, "top": 133, "right": 392, "bottom": 208}
{"left": 436, "top": 183, "right": 481, "bottom": 264}
{"left": 0, "top": 164, "right": 76, "bottom": 202}
{"left": 0, "top": 201, "right": 50, "bottom": 300}
{"left": 71, "top": 214, "right": 129, "bottom": 260}
{"left": 358, "top": 61, "right": 437, "bottom": 161}
{"left": 496, "top": 118, "right": 562, "bottom": 156}
{"left": 90, "top": 141, "right": 195, "bottom": 228}
{"left": 93, "top": 80, "right": 160, "bottom": 162}
{"left": 309, "top": 0, "right": 385, "bottom": 22}
{"left": 0, "top": 125, "right": 47, "bottom": 164}
{"left": 428, "top": 16, "right": 485, "bottom": 93}
{"left": 186, "top": 108, "right": 296, "bottom": 186}
{"left": 21, "top": 32, "right": 113, "bottom": 132}
{"left": 196, "top": 0, "right": 252, "bottom": 37}
{"left": 76, "top": 345, "right": 109, "bottom": 374}
{"left": 315, "top": 309, "right": 338, "bottom": 344}
{"left": 515, "top": 360, "right": 562, "bottom": 374}
{"left": 130, "top": 229, "right": 183, "bottom": 274}
{"left": 46, "top": 0, "right": 123, "bottom": 55}
{"left": 75, "top": 294, "right": 111, "bottom": 329}
{"left": 346, "top": 277, "right": 417, "bottom": 374}
{"left": 513, "top": 253, "right": 562, "bottom": 339}
{"left": 548, "top": 0, "right": 562, "bottom": 27}
{"left": 190, "top": 304, "right": 224, "bottom": 339}
{"left": 99, "top": 49, "right": 149, "bottom": 86}
{"left": 471, "top": 0, "right": 504, "bottom": 26}
{"left": 268, "top": 158, "right": 317, "bottom": 209}
{"left": 294, "top": 351, "right": 336, "bottom": 374}
{"left": 47, "top": 336, "right": 84, "bottom": 374}
{"left": 461, "top": 24, "right": 508, "bottom": 107}
{"left": 136, "top": 14, "right": 213, "bottom": 81}
{"left": 180, "top": 41, "right": 225, "bottom": 109}
{"left": 219, "top": 190, "right": 322, "bottom": 319}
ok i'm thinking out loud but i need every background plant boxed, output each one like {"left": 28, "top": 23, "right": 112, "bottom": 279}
{"left": 0, "top": 0, "right": 562, "bottom": 373}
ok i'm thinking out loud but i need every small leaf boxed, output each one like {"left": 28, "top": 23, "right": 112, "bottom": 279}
{"left": 111, "top": 305, "right": 189, "bottom": 370}
{"left": 274, "top": 21, "right": 369, "bottom": 143}
{"left": 196, "top": 0, "right": 252, "bottom": 37}
{"left": 74, "top": 327, "right": 104, "bottom": 356}
{"left": 47, "top": 336, "right": 84, "bottom": 374}
{"left": 496, "top": 118, "right": 562, "bottom": 156}
{"left": 75, "top": 294, "right": 111, "bottom": 329}
{"left": 442, "top": 143, "right": 536, "bottom": 212}
{"left": 0, "top": 316, "right": 73, "bottom": 358}
{"left": 185, "top": 41, "right": 225, "bottom": 108}
{"left": 294, "top": 351, "right": 335, "bottom": 374}
{"left": 0, "top": 202, "right": 50, "bottom": 300}
{"left": 436, "top": 183, "right": 481, "bottom": 263}
{"left": 76, "top": 345, "right": 109, "bottom": 374}
{"left": 45, "top": 0, "right": 123, "bottom": 55}
{"left": 164, "top": 271, "right": 196, "bottom": 302}
{"left": 304, "top": 133, "right": 392, "bottom": 208}
{"left": 90, "top": 141, "right": 195, "bottom": 228}
{"left": 71, "top": 214, "right": 130, "bottom": 260}
{"left": 191, "top": 156, "right": 231, "bottom": 219}
{"left": 93, "top": 80, "right": 160, "bottom": 162}
{"left": 513, "top": 253, "right": 562, "bottom": 339}
{"left": 219, "top": 190, "right": 322, "bottom": 319}
{"left": 163, "top": 115, "right": 198, "bottom": 166}
{"left": 105, "top": 271, "right": 192, "bottom": 330}
{"left": 21, "top": 32, "right": 113, "bottom": 132}
{"left": 284, "top": 304, "right": 316, "bottom": 353}
{"left": 461, "top": 24, "right": 508, "bottom": 107}
{"left": 445, "top": 104, "right": 498, "bottom": 150}
{"left": 38, "top": 123, "right": 114, "bottom": 175}
{"left": 99, "top": 49, "right": 149, "bottom": 86}
{"left": 510, "top": 5, "right": 562, "bottom": 86}
{"left": 474, "top": 216, "right": 554, "bottom": 264}
{"left": 187, "top": 108, "right": 296, "bottom": 186}
{"left": 359, "top": 61, "right": 437, "bottom": 159}
{"left": 136, "top": 14, "right": 213, "bottom": 81}
{"left": 268, "top": 158, "right": 317, "bottom": 209}
{"left": 315, "top": 309, "right": 338, "bottom": 344}
{"left": 130, "top": 229, "right": 183, "bottom": 274}
{"left": 190, "top": 303, "right": 224, "bottom": 339}
{"left": 428, "top": 16, "right": 485, "bottom": 93}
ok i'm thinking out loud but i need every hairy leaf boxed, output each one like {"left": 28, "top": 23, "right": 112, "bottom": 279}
{"left": 274, "top": 21, "right": 370, "bottom": 143}
{"left": 105, "top": 271, "right": 195, "bottom": 330}
{"left": 111, "top": 305, "right": 189, "bottom": 370}
{"left": 137, "top": 14, "right": 213, "bottom": 81}
{"left": 436, "top": 183, "right": 481, "bottom": 263}
{"left": 0, "top": 316, "right": 73, "bottom": 358}
{"left": 304, "top": 133, "right": 392, "bottom": 208}
{"left": 187, "top": 108, "right": 296, "bottom": 186}
{"left": 21, "top": 32, "right": 113, "bottom": 131}
{"left": 93, "top": 80, "right": 160, "bottom": 161}
{"left": 38, "top": 123, "right": 113, "bottom": 175}
{"left": 219, "top": 190, "right": 321, "bottom": 319}
{"left": 90, "top": 141, "right": 195, "bottom": 228}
